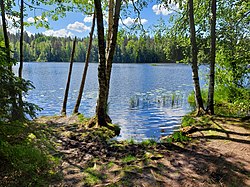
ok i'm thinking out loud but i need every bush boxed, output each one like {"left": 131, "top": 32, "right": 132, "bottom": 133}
{"left": 187, "top": 86, "right": 250, "bottom": 116}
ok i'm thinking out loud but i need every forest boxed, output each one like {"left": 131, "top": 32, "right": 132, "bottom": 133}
{"left": 9, "top": 31, "right": 181, "bottom": 63}
{"left": 1, "top": 0, "right": 250, "bottom": 186}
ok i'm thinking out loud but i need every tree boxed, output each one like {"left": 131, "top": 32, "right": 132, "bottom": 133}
{"left": 188, "top": 0, "right": 204, "bottom": 114}
{"left": 61, "top": 37, "right": 77, "bottom": 116}
{"left": 207, "top": 0, "right": 216, "bottom": 114}
{"left": 18, "top": 0, "right": 25, "bottom": 118}
{"left": 0, "top": 0, "right": 19, "bottom": 120}
{"left": 0, "top": 0, "right": 11, "bottom": 67}
{"left": 93, "top": 0, "right": 122, "bottom": 126}
{"left": 19, "top": 0, "right": 24, "bottom": 78}
{"left": 104, "top": 0, "right": 122, "bottom": 116}
{"left": 94, "top": 0, "right": 108, "bottom": 126}
{"left": 0, "top": 34, "right": 39, "bottom": 121}
{"left": 73, "top": 12, "right": 96, "bottom": 114}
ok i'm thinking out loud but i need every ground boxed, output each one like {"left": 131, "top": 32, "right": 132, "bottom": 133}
{"left": 35, "top": 115, "right": 250, "bottom": 187}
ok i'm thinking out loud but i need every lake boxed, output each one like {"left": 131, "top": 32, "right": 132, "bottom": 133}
{"left": 14, "top": 62, "right": 207, "bottom": 141}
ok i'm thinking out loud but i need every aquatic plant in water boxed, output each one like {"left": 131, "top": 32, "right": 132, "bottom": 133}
{"left": 129, "top": 88, "right": 185, "bottom": 109}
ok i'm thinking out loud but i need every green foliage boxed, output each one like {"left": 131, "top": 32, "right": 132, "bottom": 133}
{"left": 91, "top": 126, "right": 119, "bottom": 140}
{"left": 77, "top": 113, "right": 88, "bottom": 123}
{"left": 124, "top": 138, "right": 136, "bottom": 145}
{"left": 213, "top": 86, "right": 250, "bottom": 116}
{"left": 181, "top": 115, "right": 196, "bottom": 127}
{"left": 188, "top": 89, "right": 208, "bottom": 110}
{"left": 0, "top": 35, "right": 40, "bottom": 121}
{"left": 164, "top": 131, "right": 191, "bottom": 143}
{"left": 121, "top": 155, "right": 137, "bottom": 163}
{"left": 9, "top": 31, "right": 172, "bottom": 63}
{"left": 141, "top": 139, "right": 157, "bottom": 147}
{"left": 188, "top": 86, "right": 250, "bottom": 116}
{"left": 0, "top": 31, "right": 58, "bottom": 186}
{"left": 83, "top": 166, "right": 106, "bottom": 186}
{"left": 0, "top": 122, "right": 61, "bottom": 186}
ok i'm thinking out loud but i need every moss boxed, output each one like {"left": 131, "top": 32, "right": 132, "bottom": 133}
{"left": 182, "top": 115, "right": 196, "bottom": 127}
{"left": 121, "top": 155, "right": 137, "bottom": 163}
{"left": 141, "top": 139, "right": 157, "bottom": 147}
{"left": 77, "top": 113, "right": 89, "bottom": 123}
{"left": 144, "top": 152, "right": 164, "bottom": 160}
{"left": 106, "top": 123, "right": 121, "bottom": 136}
{"left": 83, "top": 167, "right": 106, "bottom": 186}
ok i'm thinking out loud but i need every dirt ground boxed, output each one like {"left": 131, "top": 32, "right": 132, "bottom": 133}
{"left": 37, "top": 115, "right": 250, "bottom": 187}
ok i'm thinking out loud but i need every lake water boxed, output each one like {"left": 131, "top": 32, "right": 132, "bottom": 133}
{"left": 14, "top": 62, "right": 207, "bottom": 141}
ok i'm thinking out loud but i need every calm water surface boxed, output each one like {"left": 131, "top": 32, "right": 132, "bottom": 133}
{"left": 14, "top": 62, "right": 206, "bottom": 141}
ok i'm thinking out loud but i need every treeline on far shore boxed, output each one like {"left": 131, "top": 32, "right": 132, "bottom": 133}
{"left": 9, "top": 31, "right": 192, "bottom": 64}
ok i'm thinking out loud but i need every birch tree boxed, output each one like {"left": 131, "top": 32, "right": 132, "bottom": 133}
{"left": 188, "top": 0, "right": 204, "bottom": 114}
{"left": 207, "top": 0, "right": 216, "bottom": 114}
{"left": 93, "top": 0, "right": 122, "bottom": 127}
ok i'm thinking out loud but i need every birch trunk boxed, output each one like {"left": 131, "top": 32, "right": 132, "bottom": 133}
{"left": 105, "top": 0, "right": 122, "bottom": 110}
{"left": 207, "top": 0, "right": 216, "bottom": 115}
{"left": 188, "top": 0, "right": 204, "bottom": 114}
{"left": 94, "top": 0, "right": 108, "bottom": 126}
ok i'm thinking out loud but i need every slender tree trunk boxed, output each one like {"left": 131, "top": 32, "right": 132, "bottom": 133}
{"left": 207, "top": 0, "right": 216, "bottom": 115}
{"left": 73, "top": 13, "right": 96, "bottom": 114}
{"left": 188, "top": 0, "right": 204, "bottom": 114}
{"left": 18, "top": 0, "right": 24, "bottom": 119}
{"left": 19, "top": 0, "right": 24, "bottom": 78}
{"left": 61, "top": 37, "right": 77, "bottom": 116}
{"left": 94, "top": 0, "right": 108, "bottom": 126}
{"left": 1, "top": 0, "right": 18, "bottom": 120}
{"left": 106, "top": 0, "right": 114, "bottom": 53}
{"left": 0, "top": 0, "right": 11, "bottom": 68}
{"left": 105, "top": 0, "right": 122, "bottom": 110}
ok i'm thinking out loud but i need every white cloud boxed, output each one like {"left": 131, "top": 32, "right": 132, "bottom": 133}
{"left": 0, "top": 15, "right": 34, "bottom": 35}
{"left": 43, "top": 29, "right": 73, "bottom": 37}
{"left": 67, "top": 21, "right": 91, "bottom": 32}
{"left": 122, "top": 17, "right": 148, "bottom": 26}
{"left": 0, "top": 15, "right": 19, "bottom": 34}
{"left": 127, "top": 0, "right": 138, "bottom": 4}
{"left": 152, "top": 3, "right": 179, "bottom": 16}
{"left": 25, "top": 30, "right": 33, "bottom": 36}
{"left": 27, "top": 17, "right": 35, "bottom": 23}
{"left": 84, "top": 15, "right": 93, "bottom": 23}
{"left": 27, "top": 16, "right": 48, "bottom": 23}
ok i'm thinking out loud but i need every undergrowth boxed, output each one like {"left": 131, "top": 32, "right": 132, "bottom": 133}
{"left": 0, "top": 121, "right": 61, "bottom": 186}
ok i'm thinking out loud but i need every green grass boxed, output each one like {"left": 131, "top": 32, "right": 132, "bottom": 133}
{"left": 181, "top": 115, "right": 196, "bottom": 127}
{"left": 141, "top": 139, "right": 157, "bottom": 147}
{"left": 121, "top": 155, "right": 137, "bottom": 163}
{"left": 83, "top": 167, "right": 106, "bottom": 186}
{"left": 77, "top": 113, "right": 89, "bottom": 123}
{"left": 0, "top": 121, "right": 61, "bottom": 186}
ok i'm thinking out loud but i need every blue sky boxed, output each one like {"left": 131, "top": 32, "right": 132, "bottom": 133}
{"left": 6, "top": 1, "right": 179, "bottom": 38}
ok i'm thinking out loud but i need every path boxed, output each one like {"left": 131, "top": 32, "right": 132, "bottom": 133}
{"left": 37, "top": 115, "right": 250, "bottom": 187}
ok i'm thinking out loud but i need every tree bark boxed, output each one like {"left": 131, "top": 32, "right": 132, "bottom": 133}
{"left": 0, "top": 0, "right": 11, "bottom": 68}
{"left": 94, "top": 0, "right": 108, "bottom": 126}
{"left": 106, "top": 0, "right": 114, "bottom": 53}
{"left": 188, "top": 0, "right": 204, "bottom": 114}
{"left": 61, "top": 37, "right": 77, "bottom": 116}
{"left": 73, "top": 13, "right": 96, "bottom": 114}
{"left": 105, "top": 0, "right": 122, "bottom": 110}
{"left": 19, "top": 0, "right": 24, "bottom": 79}
{"left": 1, "top": 0, "right": 19, "bottom": 120}
{"left": 18, "top": 0, "right": 24, "bottom": 119}
{"left": 207, "top": 0, "right": 216, "bottom": 115}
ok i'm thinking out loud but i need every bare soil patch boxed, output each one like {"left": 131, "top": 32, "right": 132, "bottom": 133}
{"left": 36, "top": 115, "right": 250, "bottom": 187}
